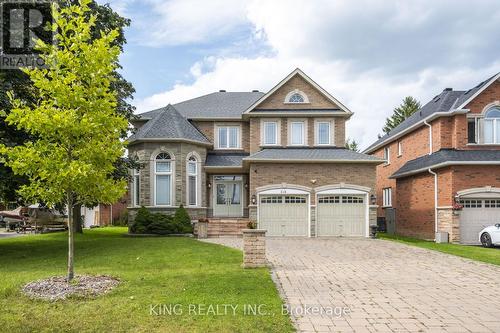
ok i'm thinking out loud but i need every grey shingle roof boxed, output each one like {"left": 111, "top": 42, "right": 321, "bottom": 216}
{"left": 205, "top": 152, "right": 249, "bottom": 167}
{"left": 128, "top": 105, "right": 210, "bottom": 145}
{"left": 391, "top": 149, "right": 500, "bottom": 178}
{"left": 138, "top": 92, "right": 264, "bottom": 120}
{"left": 364, "top": 73, "right": 500, "bottom": 153}
{"left": 244, "top": 148, "right": 383, "bottom": 162}
{"left": 251, "top": 108, "right": 342, "bottom": 113}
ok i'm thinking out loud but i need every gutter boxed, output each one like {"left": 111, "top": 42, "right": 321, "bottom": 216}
{"left": 423, "top": 119, "right": 432, "bottom": 155}
{"left": 428, "top": 168, "right": 438, "bottom": 238}
{"left": 363, "top": 109, "right": 469, "bottom": 154}
{"left": 242, "top": 158, "right": 384, "bottom": 164}
{"left": 127, "top": 138, "right": 213, "bottom": 147}
{"left": 390, "top": 160, "right": 500, "bottom": 179}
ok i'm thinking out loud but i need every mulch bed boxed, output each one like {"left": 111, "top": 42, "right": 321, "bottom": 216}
{"left": 22, "top": 275, "right": 119, "bottom": 301}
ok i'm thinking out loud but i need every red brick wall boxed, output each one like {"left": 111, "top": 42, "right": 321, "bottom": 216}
{"left": 396, "top": 172, "right": 436, "bottom": 239}
{"left": 451, "top": 165, "right": 500, "bottom": 195}
{"left": 465, "top": 81, "right": 500, "bottom": 114}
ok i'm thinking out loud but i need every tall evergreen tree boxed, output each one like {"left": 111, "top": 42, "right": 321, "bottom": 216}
{"left": 382, "top": 96, "right": 421, "bottom": 135}
{"left": 345, "top": 138, "right": 360, "bottom": 152}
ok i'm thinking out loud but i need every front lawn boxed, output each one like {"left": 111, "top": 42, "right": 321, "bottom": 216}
{"left": 379, "top": 233, "right": 500, "bottom": 266}
{"left": 0, "top": 228, "right": 293, "bottom": 332}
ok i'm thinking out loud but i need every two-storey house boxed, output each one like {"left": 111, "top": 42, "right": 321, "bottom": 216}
{"left": 364, "top": 72, "right": 500, "bottom": 244}
{"left": 128, "top": 69, "right": 383, "bottom": 237}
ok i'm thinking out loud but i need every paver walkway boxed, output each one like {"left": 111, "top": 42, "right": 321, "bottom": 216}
{"left": 202, "top": 237, "right": 500, "bottom": 332}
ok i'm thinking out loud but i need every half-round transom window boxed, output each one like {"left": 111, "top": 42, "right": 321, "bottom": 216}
{"left": 485, "top": 106, "right": 500, "bottom": 118}
{"left": 288, "top": 93, "right": 305, "bottom": 103}
{"left": 156, "top": 152, "right": 171, "bottom": 160}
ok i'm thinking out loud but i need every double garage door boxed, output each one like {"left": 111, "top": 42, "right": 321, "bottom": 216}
{"left": 459, "top": 198, "right": 500, "bottom": 244}
{"left": 259, "top": 194, "right": 366, "bottom": 237}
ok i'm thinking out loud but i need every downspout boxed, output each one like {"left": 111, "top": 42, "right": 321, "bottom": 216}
{"left": 428, "top": 168, "right": 438, "bottom": 238}
{"left": 423, "top": 120, "right": 432, "bottom": 155}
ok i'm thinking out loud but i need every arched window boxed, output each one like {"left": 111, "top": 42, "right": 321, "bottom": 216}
{"left": 187, "top": 155, "right": 198, "bottom": 206}
{"left": 133, "top": 168, "right": 140, "bottom": 206}
{"left": 484, "top": 106, "right": 500, "bottom": 144}
{"left": 288, "top": 93, "right": 305, "bottom": 103}
{"left": 155, "top": 152, "right": 173, "bottom": 206}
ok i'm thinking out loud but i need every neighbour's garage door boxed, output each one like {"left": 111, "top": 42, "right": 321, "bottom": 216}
{"left": 317, "top": 195, "right": 366, "bottom": 237}
{"left": 460, "top": 198, "right": 500, "bottom": 244}
{"left": 259, "top": 195, "right": 308, "bottom": 236}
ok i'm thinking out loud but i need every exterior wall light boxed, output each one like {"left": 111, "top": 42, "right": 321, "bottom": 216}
{"left": 370, "top": 194, "right": 377, "bottom": 205}
{"left": 251, "top": 195, "right": 257, "bottom": 205}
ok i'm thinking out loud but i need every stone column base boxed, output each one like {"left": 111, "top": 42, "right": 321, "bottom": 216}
{"left": 437, "top": 207, "right": 460, "bottom": 243}
{"left": 242, "top": 229, "right": 267, "bottom": 268}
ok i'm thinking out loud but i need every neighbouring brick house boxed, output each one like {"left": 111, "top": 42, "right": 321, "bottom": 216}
{"left": 127, "top": 68, "right": 383, "bottom": 237}
{"left": 364, "top": 72, "right": 500, "bottom": 244}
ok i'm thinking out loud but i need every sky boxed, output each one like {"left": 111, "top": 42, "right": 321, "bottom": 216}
{"left": 99, "top": 0, "right": 500, "bottom": 149}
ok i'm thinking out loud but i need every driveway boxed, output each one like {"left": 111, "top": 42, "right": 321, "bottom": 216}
{"left": 202, "top": 237, "right": 500, "bottom": 332}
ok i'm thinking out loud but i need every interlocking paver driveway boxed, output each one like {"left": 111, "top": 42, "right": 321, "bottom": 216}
{"left": 202, "top": 237, "right": 500, "bottom": 332}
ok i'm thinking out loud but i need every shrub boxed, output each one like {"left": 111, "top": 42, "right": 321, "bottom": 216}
{"left": 130, "top": 206, "right": 152, "bottom": 234}
{"left": 247, "top": 220, "right": 257, "bottom": 229}
{"left": 130, "top": 205, "right": 193, "bottom": 234}
{"left": 173, "top": 205, "right": 193, "bottom": 233}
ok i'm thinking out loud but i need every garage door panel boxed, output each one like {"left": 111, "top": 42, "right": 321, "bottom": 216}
{"left": 317, "top": 195, "right": 366, "bottom": 237}
{"left": 460, "top": 198, "right": 500, "bottom": 244}
{"left": 259, "top": 195, "right": 308, "bottom": 236}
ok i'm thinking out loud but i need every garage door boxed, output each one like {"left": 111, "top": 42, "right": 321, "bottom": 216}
{"left": 460, "top": 198, "right": 500, "bottom": 244}
{"left": 259, "top": 195, "right": 308, "bottom": 236}
{"left": 317, "top": 195, "right": 366, "bottom": 237}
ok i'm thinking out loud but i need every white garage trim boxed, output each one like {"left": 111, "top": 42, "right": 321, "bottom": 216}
{"left": 457, "top": 187, "right": 500, "bottom": 199}
{"left": 257, "top": 184, "right": 311, "bottom": 237}
{"left": 315, "top": 184, "right": 371, "bottom": 237}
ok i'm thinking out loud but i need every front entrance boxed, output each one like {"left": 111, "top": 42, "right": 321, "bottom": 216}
{"left": 213, "top": 176, "right": 243, "bottom": 217}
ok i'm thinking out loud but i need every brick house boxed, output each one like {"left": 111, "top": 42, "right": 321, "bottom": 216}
{"left": 127, "top": 68, "right": 383, "bottom": 237}
{"left": 364, "top": 72, "right": 500, "bottom": 244}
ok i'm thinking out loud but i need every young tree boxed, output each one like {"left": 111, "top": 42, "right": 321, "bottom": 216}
{"left": 345, "top": 138, "right": 360, "bottom": 152}
{"left": 0, "top": 1, "right": 135, "bottom": 231}
{"left": 0, "top": 0, "right": 128, "bottom": 281}
{"left": 382, "top": 96, "right": 421, "bottom": 134}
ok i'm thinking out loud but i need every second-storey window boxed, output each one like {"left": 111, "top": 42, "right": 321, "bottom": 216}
{"left": 217, "top": 126, "right": 240, "bottom": 149}
{"left": 383, "top": 188, "right": 392, "bottom": 207}
{"left": 484, "top": 107, "right": 500, "bottom": 144}
{"left": 384, "top": 147, "right": 390, "bottom": 164}
{"left": 468, "top": 118, "right": 478, "bottom": 144}
{"left": 263, "top": 121, "right": 278, "bottom": 145}
{"left": 316, "top": 122, "right": 331, "bottom": 145}
{"left": 290, "top": 121, "right": 305, "bottom": 145}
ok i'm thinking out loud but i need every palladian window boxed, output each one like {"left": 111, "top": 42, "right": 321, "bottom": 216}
{"left": 155, "top": 152, "right": 173, "bottom": 206}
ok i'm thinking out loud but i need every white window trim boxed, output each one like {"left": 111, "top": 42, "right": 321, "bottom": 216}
{"left": 384, "top": 147, "right": 391, "bottom": 164}
{"left": 186, "top": 153, "right": 201, "bottom": 207}
{"left": 314, "top": 119, "right": 335, "bottom": 146}
{"left": 153, "top": 152, "right": 175, "bottom": 207}
{"left": 133, "top": 168, "right": 140, "bottom": 207}
{"left": 214, "top": 124, "right": 242, "bottom": 150}
{"left": 260, "top": 119, "right": 281, "bottom": 146}
{"left": 397, "top": 141, "right": 402, "bottom": 157}
{"left": 284, "top": 89, "right": 310, "bottom": 104}
{"left": 288, "top": 119, "right": 307, "bottom": 146}
{"left": 483, "top": 118, "right": 499, "bottom": 144}
{"left": 382, "top": 188, "right": 392, "bottom": 207}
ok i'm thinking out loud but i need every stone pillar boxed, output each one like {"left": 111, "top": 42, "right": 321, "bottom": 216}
{"left": 242, "top": 229, "right": 267, "bottom": 268}
{"left": 437, "top": 208, "right": 461, "bottom": 243}
{"left": 197, "top": 220, "right": 208, "bottom": 239}
{"left": 369, "top": 205, "right": 378, "bottom": 226}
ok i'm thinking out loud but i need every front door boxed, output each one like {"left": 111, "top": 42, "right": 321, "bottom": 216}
{"left": 213, "top": 176, "right": 243, "bottom": 217}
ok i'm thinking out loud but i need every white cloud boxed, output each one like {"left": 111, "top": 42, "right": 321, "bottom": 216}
{"left": 130, "top": 0, "right": 500, "bottom": 149}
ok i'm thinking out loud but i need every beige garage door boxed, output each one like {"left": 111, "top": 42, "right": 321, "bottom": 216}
{"left": 259, "top": 195, "right": 308, "bottom": 236}
{"left": 460, "top": 198, "right": 500, "bottom": 244}
{"left": 317, "top": 195, "right": 366, "bottom": 237}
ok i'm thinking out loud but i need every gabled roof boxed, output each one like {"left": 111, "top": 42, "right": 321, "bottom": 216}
{"left": 364, "top": 72, "right": 500, "bottom": 154}
{"left": 243, "top": 148, "right": 383, "bottom": 163}
{"left": 243, "top": 68, "right": 353, "bottom": 115}
{"left": 128, "top": 105, "right": 210, "bottom": 145}
{"left": 390, "top": 149, "right": 500, "bottom": 179}
{"left": 137, "top": 92, "right": 264, "bottom": 120}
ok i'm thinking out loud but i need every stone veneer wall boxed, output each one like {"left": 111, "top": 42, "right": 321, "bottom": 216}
{"left": 437, "top": 208, "right": 460, "bottom": 243}
{"left": 242, "top": 229, "right": 267, "bottom": 268}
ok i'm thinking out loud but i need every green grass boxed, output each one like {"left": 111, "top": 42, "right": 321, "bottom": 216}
{"left": 0, "top": 228, "right": 294, "bottom": 333}
{"left": 379, "top": 232, "right": 500, "bottom": 266}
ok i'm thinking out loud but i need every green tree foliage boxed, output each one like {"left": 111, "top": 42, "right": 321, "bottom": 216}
{"left": 0, "top": 0, "right": 135, "bottom": 204}
{"left": 0, "top": 0, "right": 128, "bottom": 280}
{"left": 345, "top": 138, "right": 360, "bottom": 152}
{"left": 382, "top": 96, "right": 421, "bottom": 135}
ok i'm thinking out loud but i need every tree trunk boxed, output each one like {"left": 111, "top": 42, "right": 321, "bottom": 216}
{"left": 73, "top": 204, "right": 83, "bottom": 233}
{"left": 67, "top": 194, "right": 75, "bottom": 282}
